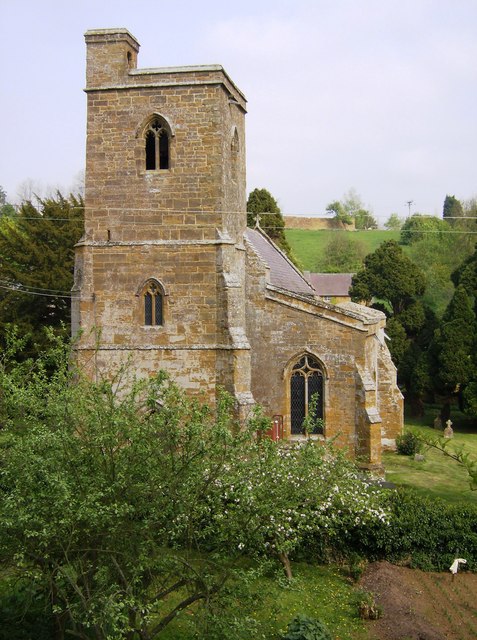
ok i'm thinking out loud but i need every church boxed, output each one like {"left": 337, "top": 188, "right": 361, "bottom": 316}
{"left": 72, "top": 28, "right": 403, "bottom": 469}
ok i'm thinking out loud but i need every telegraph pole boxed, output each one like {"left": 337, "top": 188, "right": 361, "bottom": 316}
{"left": 405, "top": 200, "right": 414, "bottom": 217}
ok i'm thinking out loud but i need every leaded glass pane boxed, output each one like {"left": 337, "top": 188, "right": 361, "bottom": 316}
{"left": 144, "top": 292, "right": 153, "bottom": 325}
{"left": 155, "top": 292, "right": 163, "bottom": 325}
{"left": 308, "top": 371, "right": 324, "bottom": 433}
{"left": 159, "top": 132, "right": 169, "bottom": 169}
{"left": 145, "top": 131, "right": 156, "bottom": 170}
{"left": 291, "top": 372, "right": 306, "bottom": 434}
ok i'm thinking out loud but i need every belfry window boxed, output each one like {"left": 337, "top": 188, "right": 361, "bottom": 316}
{"left": 231, "top": 128, "right": 239, "bottom": 181}
{"left": 143, "top": 281, "right": 163, "bottom": 326}
{"left": 145, "top": 118, "right": 169, "bottom": 170}
{"left": 290, "top": 355, "right": 324, "bottom": 435}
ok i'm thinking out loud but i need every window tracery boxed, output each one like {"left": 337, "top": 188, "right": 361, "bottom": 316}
{"left": 142, "top": 280, "right": 164, "bottom": 326}
{"left": 289, "top": 354, "right": 324, "bottom": 435}
{"left": 145, "top": 118, "right": 170, "bottom": 170}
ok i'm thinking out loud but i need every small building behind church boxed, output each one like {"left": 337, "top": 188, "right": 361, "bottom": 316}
{"left": 72, "top": 28, "right": 403, "bottom": 470}
{"left": 305, "top": 272, "right": 354, "bottom": 304}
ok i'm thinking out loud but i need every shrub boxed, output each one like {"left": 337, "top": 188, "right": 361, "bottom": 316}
{"left": 396, "top": 431, "right": 422, "bottom": 456}
{"left": 282, "top": 613, "right": 332, "bottom": 640}
{"left": 338, "top": 489, "right": 477, "bottom": 571}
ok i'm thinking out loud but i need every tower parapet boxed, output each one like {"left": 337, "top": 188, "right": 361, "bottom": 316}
{"left": 85, "top": 29, "right": 140, "bottom": 87}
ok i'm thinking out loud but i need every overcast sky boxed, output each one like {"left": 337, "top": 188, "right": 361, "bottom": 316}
{"left": 1, "top": 0, "right": 476, "bottom": 222}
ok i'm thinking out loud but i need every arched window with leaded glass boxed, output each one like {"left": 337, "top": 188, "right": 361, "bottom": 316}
{"left": 145, "top": 117, "right": 170, "bottom": 170}
{"left": 290, "top": 354, "right": 324, "bottom": 435}
{"left": 143, "top": 280, "right": 164, "bottom": 326}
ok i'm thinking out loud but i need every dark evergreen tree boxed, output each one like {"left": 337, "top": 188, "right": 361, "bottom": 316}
{"left": 0, "top": 192, "right": 84, "bottom": 357}
{"left": 350, "top": 240, "right": 426, "bottom": 315}
{"left": 445, "top": 246, "right": 477, "bottom": 416}
{"left": 443, "top": 194, "right": 464, "bottom": 222}
{"left": 451, "top": 243, "right": 477, "bottom": 303}
{"left": 430, "top": 285, "right": 476, "bottom": 411}
{"left": 350, "top": 240, "right": 432, "bottom": 413}
{"left": 246, "top": 188, "right": 294, "bottom": 258}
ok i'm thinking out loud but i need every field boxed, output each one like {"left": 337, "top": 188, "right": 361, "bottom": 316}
{"left": 284, "top": 229, "right": 400, "bottom": 271}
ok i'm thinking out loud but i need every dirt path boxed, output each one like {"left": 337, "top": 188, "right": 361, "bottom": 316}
{"left": 359, "top": 561, "right": 477, "bottom": 640}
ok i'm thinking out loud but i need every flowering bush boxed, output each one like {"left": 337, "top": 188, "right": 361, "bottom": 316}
{"left": 201, "top": 424, "right": 390, "bottom": 573}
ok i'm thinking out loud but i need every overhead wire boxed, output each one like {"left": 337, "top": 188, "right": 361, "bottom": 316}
{"left": 0, "top": 283, "right": 78, "bottom": 299}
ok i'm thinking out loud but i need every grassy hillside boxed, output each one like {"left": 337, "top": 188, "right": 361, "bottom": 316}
{"left": 285, "top": 229, "right": 400, "bottom": 271}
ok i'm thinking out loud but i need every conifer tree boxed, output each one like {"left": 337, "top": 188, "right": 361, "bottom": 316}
{"left": 443, "top": 194, "right": 464, "bottom": 222}
{"left": 0, "top": 192, "right": 84, "bottom": 356}
{"left": 431, "top": 285, "right": 476, "bottom": 410}
{"left": 246, "top": 188, "right": 293, "bottom": 258}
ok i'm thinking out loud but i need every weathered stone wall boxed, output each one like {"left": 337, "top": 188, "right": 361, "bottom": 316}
{"left": 285, "top": 216, "right": 355, "bottom": 230}
{"left": 244, "top": 241, "right": 402, "bottom": 462}
{"left": 74, "top": 29, "right": 252, "bottom": 410}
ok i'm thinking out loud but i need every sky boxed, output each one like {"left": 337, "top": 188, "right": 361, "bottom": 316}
{"left": 1, "top": 0, "right": 476, "bottom": 222}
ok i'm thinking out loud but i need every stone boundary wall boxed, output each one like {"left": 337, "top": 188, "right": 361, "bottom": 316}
{"left": 284, "top": 216, "right": 355, "bottom": 231}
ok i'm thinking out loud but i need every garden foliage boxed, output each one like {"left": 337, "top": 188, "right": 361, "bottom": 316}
{"left": 282, "top": 613, "right": 332, "bottom": 640}
{"left": 0, "top": 332, "right": 388, "bottom": 639}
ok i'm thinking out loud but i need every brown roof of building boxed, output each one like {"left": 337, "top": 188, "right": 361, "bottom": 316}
{"left": 245, "top": 228, "right": 315, "bottom": 296}
{"left": 307, "top": 273, "right": 354, "bottom": 296}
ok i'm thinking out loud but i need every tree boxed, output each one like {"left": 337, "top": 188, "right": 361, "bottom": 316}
{"left": 445, "top": 246, "right": 477, "bottom": 417}
{"left": 443, "top": 194, "right": 464, "bottom": 222}
{"left": 317, "top": 234, "right": 367, "bottom": 273}
{"left": 246, "top": 188, "right": 293, "bottom": 258}
{"left": 0, "top": 186, "right": 16, "bottom": 218}
{"left": 451, "top": 242, "right": 477, "bottom": 300}
{"left": 430, "top": 285, "right": 476, "bottom": 409}
{"left": 326, "top": 189, "right": 376, "bottom": 229}
{"left": 354, "top": 209, "right": 378, "bottom": 230}
{"left": 350, "top": 240, "right": 431, "bottom": 411}
{"left": 0, "top": 336, "right": 388, "bottom": 639}
{"left": 407, "top": 233, "right": 474, "bottom": 318}
{"left": 325, "top": 200, "right": 353, "bottom": 225}
{"left": 384, "top": 213, "right": 404, "bottom": 231}
{"left": 0, "top": 192, "right": 83, "bottom": 356}
{"left": 400, "top": 214, "right": 447, "bottom": 245}
{"left": 349, "top": 240, "right": 426, "bottom": 316}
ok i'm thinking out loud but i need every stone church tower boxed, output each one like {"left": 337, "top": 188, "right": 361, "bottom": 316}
{"left": 73, "top": 28, "right": 254, "bottom": 416}
{"left": 73, "top": 28, "right": 403, "bottom": 468}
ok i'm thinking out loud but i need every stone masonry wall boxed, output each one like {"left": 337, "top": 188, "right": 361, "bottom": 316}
{"left": 244, "top": 243, "right": 394, "bottom": 462}
{"left": 74, "top": 29, "right": 252, "bottom": 409}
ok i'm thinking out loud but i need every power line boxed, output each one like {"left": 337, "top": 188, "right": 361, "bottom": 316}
{"left": 0, "top": 283, "right": 78, "bottom": 299}
{"left": 0, "top": 279, "right": 74, "bottom": 295}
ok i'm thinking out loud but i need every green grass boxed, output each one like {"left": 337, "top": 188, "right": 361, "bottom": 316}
{"left": 384, "top": 406, "right": 477, "bottom": 505}
{"left": 160, "top": 563, "right": 369, "bottom": 640}
{"left": 285, "top": 229, "right": 400, "bottom": 271}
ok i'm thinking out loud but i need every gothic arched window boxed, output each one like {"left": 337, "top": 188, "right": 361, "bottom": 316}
{"left": 290, "top": 354, "right": 324, "bottom": 435}
{"left": 143, "top": 281, "right": 164, "bottom": 326}
{"left": 145, "top": 118, "right": 170, "bottom": 170}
